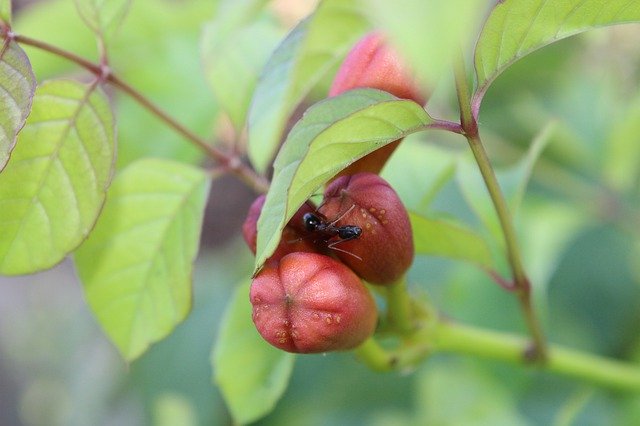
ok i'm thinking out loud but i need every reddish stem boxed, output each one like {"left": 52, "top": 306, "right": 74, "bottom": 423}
{"left": 7, "top": 32, "right": 270, "bottom": 194}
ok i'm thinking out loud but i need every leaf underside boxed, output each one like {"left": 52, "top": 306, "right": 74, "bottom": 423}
{"left": 0, "top": 79, "right": 115, "bottom": 275}
{"left": 75, "top": 158, "right": 211, "bottom": 361}
{"left": 0, "top": 40, "right": 36, "bottom": 171}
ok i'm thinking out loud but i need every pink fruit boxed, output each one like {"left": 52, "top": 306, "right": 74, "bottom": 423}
{"left": 318, "top": 172, "right": 413, "bottom": 285}
{"left": 250, "top": 252, "right": 378, "bottom": 353}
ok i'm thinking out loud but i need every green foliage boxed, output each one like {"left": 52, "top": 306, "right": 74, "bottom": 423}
{"left": 1, "top": 0, "right": 640, "bottom": 424}
{"left": 415, "top": 361, "right": 529, "bottom": 425}
{"left": 201, "top": 19, "right": 281, "bottom": 132}
{"left": 410, "top": 213, "right": 493, "bottom": 268}
{"left": 73, "top": 0, "right": 131, "bottom": 41}
{"left": 247, "top": 0, "right": 369, "bottom": 173}
{"left": 0, "top": 80, "right": 115, "bottom": 275}
{"left": 75, "top": 159, "right": 210, "bottom": 360}
{"left": 0, "top": 41, "right": 36, "bottom": 171}
{"left": 456, "top": 122, "right": 555, "bottom": 242}
{"left": 602, "top": 95, "right": 640, "bottom": 192}
{"left": 475, "top": 0, "right": 640, "bottom": 101}
{"left": 213, "top": 281, "right": 295, "bottom": 425}
{"left": 254, "top": 89, "right": 431, "bottom": 272}
{"left": 363, "top": 0, "right": 485, "bottom": 87}
{"left": 14, "top": 0, "right": 217, "bottom": 168}
{"left": 0, "top": 0, "right": 9, "bottom": 25}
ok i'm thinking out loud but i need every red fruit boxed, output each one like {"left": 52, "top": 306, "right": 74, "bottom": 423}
{"left": 250, "top": 252, "right": 377, "bottom": 353}
{"left": 242, "top": 195, "right": 318, "bottom": 259}
{"left": 330, "top": 32, "right": 426, "bottom": 103}
{"left": 242, "top": 195, "right": 267, "bottom": 253}
{"left": 329, "top": 32, "right": 427, "bottom": 178}
{"left": 318, "top": 172, "right": 413, "bottom": 285}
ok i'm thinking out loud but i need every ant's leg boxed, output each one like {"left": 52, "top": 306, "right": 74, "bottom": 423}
{"left": 327, "top": 236, "right": 362, "bottom": 260}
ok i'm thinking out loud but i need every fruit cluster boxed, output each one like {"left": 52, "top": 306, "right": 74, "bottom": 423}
{"left": 244, "top": 31, "right": 425, "bottom": 354}
{"left": 244, "top": 172, "right": 413, "bottom": 353}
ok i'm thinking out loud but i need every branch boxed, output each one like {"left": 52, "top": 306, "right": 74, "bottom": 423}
{"left": 7, "top": 32, "right": 270, "bottom": 194}
{"left": 454, "top": 51, "right": 548, "bottom": 361}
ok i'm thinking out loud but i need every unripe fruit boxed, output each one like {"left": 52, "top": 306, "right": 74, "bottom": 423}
{"left": 318, "top": 172, "right": 413, "bottom": 285}
{"left": 329, "top": 32, "right": 427, "bottom": 178}
{"left": 242, "top": 195, "right": 318, "bottom": 260}
{"left": 250, "top": 252, "right": 377, "bottom": 353}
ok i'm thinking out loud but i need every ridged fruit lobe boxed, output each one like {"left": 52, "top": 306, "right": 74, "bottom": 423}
{"left": 250, "top": 252, "right": 377, "bottom": 353}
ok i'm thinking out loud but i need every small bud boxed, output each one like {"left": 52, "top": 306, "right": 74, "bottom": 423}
{"left": 250, "top": 252, "right": 378, "bottom": 353}
{"left": 242, "top": 195, "right": 318, "bottom": 259}
{"left": 329, "top": 32, "right": 427, "bottom": 177}
{"left": 319, "top": 172, "right": 413, "bottom": 285}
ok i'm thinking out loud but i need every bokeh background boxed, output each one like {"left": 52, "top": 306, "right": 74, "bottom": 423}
{"left": 2, "top": 0, "right": 640, "bottom": 424}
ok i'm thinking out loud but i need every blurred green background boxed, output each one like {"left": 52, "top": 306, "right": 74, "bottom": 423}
{"left": 1, "top": 0, "right": 640, "bottom": 424}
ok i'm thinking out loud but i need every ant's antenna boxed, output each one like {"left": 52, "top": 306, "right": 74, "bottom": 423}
{"left": 327, "top": 204, "right": 356, "bottom": 227}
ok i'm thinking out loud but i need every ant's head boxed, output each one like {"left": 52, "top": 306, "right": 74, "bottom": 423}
{"left": 302, "top": 212, "right": 322, "bottom": 232}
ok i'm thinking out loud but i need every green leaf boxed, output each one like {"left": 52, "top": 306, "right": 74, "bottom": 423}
{"left": 416, "top": 360, "right": 529, "bottom": 425}
{"left": 410, "top": 212, "right": 493, "bottom": 268}
{"left": 0, "top": 0, "right": 10, "bottom": 25}
{"left": 364, "top": 0, "right": 484, "bottom": 88}
{"left": 247, "top": 0, "right": 369, "bottom": 174}
{"left": 0, "top": 40, "right": 36, "bottom": 171}
{"left": 382, "top": 136, "right": 458, "bottom": 212}
{"left": 474, "top": 0, "right": 640, "bottom": 107}
{"left": 212, "top": 0, "right": 270, "bottom": 34}
{"left": 603, "top": 95, "right": 640, "bottom": 192}
{"left": 213, "top": 280, "right": 295, "bottom": 425}
{"left": 254, "top": 88, "right": 431, "bottom": 272}
{"left": 75, "top": 159, "right": 210, "bottom": 361}
{"left": 497, "top": 120, "right": 555, "bottom": 216}
{"left": 74, "top": 0, "right": 131, "bottom": 40}
{"left": 153, "top": 393, "right": 198, "bottom": 426}
{"left": 0, "top": 80, "right": 115, "bottom": 275}
{"left": 201, "top": 20, "right": 281, "bottom": 131}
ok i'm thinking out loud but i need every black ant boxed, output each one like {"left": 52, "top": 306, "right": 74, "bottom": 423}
{"left": 301, "top": 205, "right": 362, "bottom": 259}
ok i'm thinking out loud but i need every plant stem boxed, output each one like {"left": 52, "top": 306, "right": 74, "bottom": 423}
{"left": 433, "top": 321, "right": 640, "bottom": 392}
{"left": 358, "top": 316, "right": 640, "bottom": 392}
{"left": 354, "top": 336, "right": 429, "bottom": 372}
{"left": 7, "top": 32, "right": 270, "bottom": 194}
{"left": 454, "top": 52, "right": 548, "bottom": 360}
{"left": 385, "top": 276, "right": 414, "bottom": 335}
